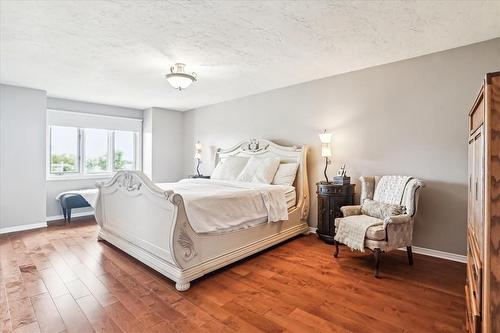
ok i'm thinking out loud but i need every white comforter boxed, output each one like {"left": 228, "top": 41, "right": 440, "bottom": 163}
{"left": 156, "top": 178, "right": 291, "bottom": 233}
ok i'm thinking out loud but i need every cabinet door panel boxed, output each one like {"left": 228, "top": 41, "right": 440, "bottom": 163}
{"left": 468, "top": 139, "right": 474, "bottom": 230}
{"left": 317, "top": 195, "right": 330, "bottom": 234}
{"left": 473, "top": 128, "right": 484, "bottom": 257}
{"left": 331, "top": 197, "right": 348, "bottom": 219}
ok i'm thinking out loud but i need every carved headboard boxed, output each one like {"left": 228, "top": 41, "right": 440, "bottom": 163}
{"left": 215, "top": 139, "right": 310, "bottom": 220}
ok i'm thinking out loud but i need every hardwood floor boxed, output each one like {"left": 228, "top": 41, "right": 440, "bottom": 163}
{"left": 0, "top": 218, "right": 465, "bottom": 333}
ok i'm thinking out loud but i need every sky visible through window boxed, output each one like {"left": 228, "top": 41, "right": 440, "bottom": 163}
{"left": 85, "top": 128, "right": 109, "bottom": 172}
{"left": 51, "top": 126, "right": 79, "bottom": 173}
{"left": 51, "top": 126, "right": 78, "bottom": 157}
{"left": 114, "top": 130, "right": 135, "bottom": 170}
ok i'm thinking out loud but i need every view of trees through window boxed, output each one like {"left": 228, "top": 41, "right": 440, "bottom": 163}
{"left": 84, "top": 128, "right": 109, "bottom": 173}
{"left": 50, "top": 126, "right": 79, "bottom": 173}
{"left": 49, "top": 126, "right": 137, "bottom": 176}
{"left": 114, "top": 130, "right": 135, "bottom": 171}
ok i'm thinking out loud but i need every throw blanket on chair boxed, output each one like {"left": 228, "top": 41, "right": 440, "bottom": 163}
{"left": 334, "top": 217, "right": 382, "bottom": 252}
{"left": 373, "top": 175, "right": 412, "bottom": 205}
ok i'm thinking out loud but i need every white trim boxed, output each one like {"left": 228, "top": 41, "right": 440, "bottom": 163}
{"left": 48, "top": 109, "right": 143, "bottom": 122}
{"left": 46, "top": 210, "right": 95, "bottom": 222}
{"left": 47, "top": 109, "right": 143, "bottom": 130}
{"left": 0, "top": 222, "right": 47, "bottom": 235}
{"left": 307, "top": 226, "right": 466, "bottom": 263}
{"left": 47, "top": 174, "right": 113, "bottom": 182}
{"left": 408, "top": 246, "right": 466, "bottom": 263}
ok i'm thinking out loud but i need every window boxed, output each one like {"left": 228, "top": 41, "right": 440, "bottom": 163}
{"left": 114, "top": 130, "right": 135, "bottom": 171}
{"left": 50, "top": 126, "right": 79, "bottom": 174}
{"left": 48, "top": 126, "right": 140, "bottom": 178}
{"left": 84, "top": 129, "right": 110, "bottom": 174}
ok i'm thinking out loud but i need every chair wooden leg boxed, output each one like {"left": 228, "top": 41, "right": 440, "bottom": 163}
{"left": 333, "top": 241, "right": 339, "bottom": 258}
{"left": 407, "top": 246, "right": 414, "bottom": 266}
{"left": 373, "top": 248, "right": 381, "bottom": 278}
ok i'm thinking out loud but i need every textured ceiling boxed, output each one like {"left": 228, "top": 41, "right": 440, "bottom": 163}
{"left": 1, "top": 1, "right": 499, "bottom": 111}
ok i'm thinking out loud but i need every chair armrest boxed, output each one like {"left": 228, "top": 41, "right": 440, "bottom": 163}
{"left": 384, "top": 214, "right": 414, "bottom": 250}
{"left": 383, "top": 214, "right": 411, "bottom": 228}
{"left": 340, "top": 205, "right": 362, "bottom": 217}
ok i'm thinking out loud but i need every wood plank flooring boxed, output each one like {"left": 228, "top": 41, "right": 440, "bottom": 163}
{"left": 0, "top": 218, "right": 465, "bottom": 332}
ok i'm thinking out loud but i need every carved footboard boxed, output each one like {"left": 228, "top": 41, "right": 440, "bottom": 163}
{"left": 95, "top": 171, "right": 199, "bottom": 291}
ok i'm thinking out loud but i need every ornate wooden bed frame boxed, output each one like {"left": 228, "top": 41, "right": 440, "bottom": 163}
{"left": 95, "top": 139, "right": 309, "bottom": 291}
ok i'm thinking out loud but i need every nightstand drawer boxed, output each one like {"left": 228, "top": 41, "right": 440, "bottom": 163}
{"left": 317, "top": 184, "right": 354, "bottom": 196}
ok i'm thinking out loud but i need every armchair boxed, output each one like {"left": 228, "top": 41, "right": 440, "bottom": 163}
{"left": 334, "top": 175, "right": 425, "bottom": 277}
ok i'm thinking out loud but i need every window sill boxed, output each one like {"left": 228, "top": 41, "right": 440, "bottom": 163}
{"left": 46, "top": 174, "right": 114, "bottom": 182}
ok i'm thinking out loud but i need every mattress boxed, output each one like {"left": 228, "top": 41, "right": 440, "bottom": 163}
{"left": 285, "top": 187, "right": 296, "bottom": 209}
{"left": 156, "top": 178, "right": 294, "bottom": 234}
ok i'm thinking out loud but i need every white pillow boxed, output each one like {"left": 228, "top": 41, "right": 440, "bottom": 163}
{"left": 272, "top": 163, "right": 299, "bottom": 186}
{"left": 211, "top": 156, "right": 249, "bottom": 180}
{"left": 236, "top": 157, "right": 280, "bottom": 184}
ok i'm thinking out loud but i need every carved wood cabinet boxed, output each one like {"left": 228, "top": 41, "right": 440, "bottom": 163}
{"left": 316, "top": 182, "right": 355, "bottom": 244}
{"left": 466, "top": 72, "right": 500, "bottom": 333}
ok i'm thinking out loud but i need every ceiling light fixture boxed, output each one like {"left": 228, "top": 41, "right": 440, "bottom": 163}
{"left": 165, "top": 63, "right": 197, "bottom": 91}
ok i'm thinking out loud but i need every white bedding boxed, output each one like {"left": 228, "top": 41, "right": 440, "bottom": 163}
{"left": 157, "top": 178, "right": 293, "bottom": 233}
{"left": 57, "top": 178, "right": 294, "bottom": 234}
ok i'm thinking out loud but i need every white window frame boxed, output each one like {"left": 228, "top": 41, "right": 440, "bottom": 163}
{"left": 47, "top": 127, "right": 142, "bottom": 181}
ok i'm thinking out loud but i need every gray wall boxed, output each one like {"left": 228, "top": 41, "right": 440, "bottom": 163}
{"left": 0, "top": 84, "right": 47, "bottom": 229}
{"left": 143, "top": 107, "right": 184, "bottom": 183}
{"left": 45, "top": 97, "right": 142, "bottom": 218}
{"left": 183, "top": 38, "right": 500, "bottom": 255}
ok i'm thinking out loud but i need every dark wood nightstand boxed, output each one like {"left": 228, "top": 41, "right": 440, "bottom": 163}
{"left": 316, "top": 182, "right": 355, "bottom": 244}
{"left": 188, "top": 175, "right": 211, "bottom": 179}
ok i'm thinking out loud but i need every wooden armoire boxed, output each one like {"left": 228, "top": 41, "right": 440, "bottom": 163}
{"left": 466, "top": 71, "right": 500, "bottom": 333}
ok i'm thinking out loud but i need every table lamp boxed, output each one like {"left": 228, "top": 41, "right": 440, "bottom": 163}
{"left": 319, "top": 130, "right": 332, "bottom": 183}
{"left": 195, "top": 141, "right": 202, "bottom": 176}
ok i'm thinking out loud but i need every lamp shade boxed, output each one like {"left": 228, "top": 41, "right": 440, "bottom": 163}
{"left": 194, "top": 141, "right": 202, "bottom": 159}
{"left": 166, "top": 75, "right": 194, "bottom": 90}
{"left": 319, "top": 132, "right": 332, "bottom": 144}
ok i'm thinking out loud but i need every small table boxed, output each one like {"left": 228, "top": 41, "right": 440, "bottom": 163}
{"left": 316, "top": 182, "right": 355, "bottom": 244}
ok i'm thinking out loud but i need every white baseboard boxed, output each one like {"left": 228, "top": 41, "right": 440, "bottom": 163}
{"left": 409, "top": 246, "right": 466, "bottom": 263}
{"left": 307, "top": 226, "right": 466, "bottom": 263}
{"left": 0, "top": 222, "right": 47, "bottom": 235}
{"left": 46, "top": 210, "right": 95, "bottom": 222}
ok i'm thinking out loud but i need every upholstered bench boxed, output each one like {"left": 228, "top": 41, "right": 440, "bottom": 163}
{"left": 56, "top": 189, "right": 98, "bottom": 223}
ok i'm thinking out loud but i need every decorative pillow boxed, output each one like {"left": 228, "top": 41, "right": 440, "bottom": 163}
{"left": 236, "top": 157, "right": 281, "bottom": 184}
{"left": 211, "top": 156, "right": 249, "bottom": 181}
{"left": 361, "top": 199, "right": 405, "bottom": 220}
{"left": 272, "top": 163, "right": 299, "bottom": 186}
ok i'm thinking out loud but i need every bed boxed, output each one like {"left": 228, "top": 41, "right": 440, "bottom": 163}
{"left": 95, "top": 139, "right": 310, "bottom": 291}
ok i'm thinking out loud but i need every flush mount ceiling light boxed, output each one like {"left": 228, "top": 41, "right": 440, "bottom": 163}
{"left": 165, "top": 63, "right": 197, "bottom": 91}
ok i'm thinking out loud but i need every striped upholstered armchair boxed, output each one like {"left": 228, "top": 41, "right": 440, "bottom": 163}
{"left": 334, "top": 176, "right": 425, "bottom": 277}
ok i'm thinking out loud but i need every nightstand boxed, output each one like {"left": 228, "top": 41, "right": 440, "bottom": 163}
{"left": 188, "top": 175, "right": 210, "bottom": 179}
{"left": 316, "top": 182, "right": 355, "bottom": 244}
